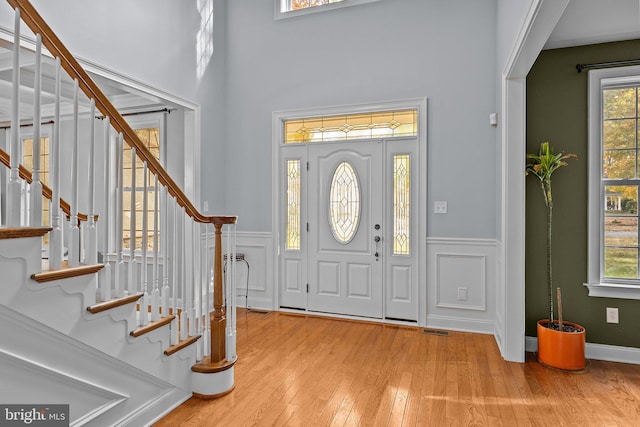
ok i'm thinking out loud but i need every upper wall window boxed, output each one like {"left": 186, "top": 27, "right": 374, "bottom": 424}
{"left": 283, "top": 109, "right": 417, "bottom": 143}
{"left": 286, "top": 0, "right": 345, "bottom": 11}
{"left": 276, "top": 0, "right": 381, "bottom": 19}
{"left": 586, "top": 65, "right": 640, "bottom": 300}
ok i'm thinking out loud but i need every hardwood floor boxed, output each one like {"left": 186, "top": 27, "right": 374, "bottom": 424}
{"left": 155, "top": 309, "right": 640, "bottom": 426}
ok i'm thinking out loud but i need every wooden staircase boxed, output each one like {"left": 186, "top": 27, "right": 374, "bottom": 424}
{"left": 0, "top": 228, "right": 203, "bottom": 425}
{"left": 0, "top": 0, "right": 239, "bottom": 424}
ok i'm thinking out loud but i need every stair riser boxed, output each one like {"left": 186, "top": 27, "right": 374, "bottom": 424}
{"left": 0, "top": 247, "right": 192, "bottom": 388}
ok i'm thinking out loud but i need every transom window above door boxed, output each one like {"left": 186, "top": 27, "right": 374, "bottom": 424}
{"left": 283, "top": 109, "right": 417, "bottom": 143}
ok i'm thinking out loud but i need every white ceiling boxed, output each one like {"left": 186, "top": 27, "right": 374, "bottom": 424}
{"left": 545, "top": 0, "right": 640, "bottom": 50}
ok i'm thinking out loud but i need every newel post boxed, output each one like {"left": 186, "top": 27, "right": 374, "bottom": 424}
{"left": 210, "top": 223, "right": 226, "bottom": 363}
{"left": 192, "top": 220, "right": 235, "bottom": 398}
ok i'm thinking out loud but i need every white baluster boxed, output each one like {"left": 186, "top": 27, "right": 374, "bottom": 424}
{"left": 139, "top": 161, "right": 149, "bottom": 326}
{"left": 170, "top": 197, "right": 179, "bottom": 345}
{"left": 127, "top": 147, "right": 137, "bottom": 296}
{"left": 203, "top": 224, "right": 211, "bottom": 356}
{"left": 86, "top": 100, "right": 98, "bottom": 265}
{"left": 29, "top": 34, "right": 42, "bottom": 228}
{"left": 114, "top": 133, "right": 125, "bottom": 297}
{"left": 161, "top": 186, "right": 170, "bottom": 318}
{"left": 99, "top": 118, "right": 112, "bottom": 301}
{"left": 226, "top": 223, "right": 237, "bottom": 361}
{"left": 186, "top": 215, "right": 195, "bottom": 338}
{"left": 67, "top": 79, "right": 80, "bottom": 267}
{"left": 179, "top": 207, "right": 188, "bottom": 340}
{"left": 194, "top": 220, "right": 202, "bottom": 360}
{"left": 7, "top": 9, "right": 22, "bottom": 227}
{"left": 49, "top": 58, "right": 63, "bottom": 269}
{"left": 151, "top": 175, "right": 160, "bottom": 321}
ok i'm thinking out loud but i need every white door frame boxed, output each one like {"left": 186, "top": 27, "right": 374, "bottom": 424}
{"left": 500, "top": 0, "right": 569, "bottom": 362}
{"left": 272, "top": 98, "right": 427, "bottom": 325}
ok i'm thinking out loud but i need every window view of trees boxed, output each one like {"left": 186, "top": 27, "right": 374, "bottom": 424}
{"left": 603, "top": 86, "right": 640, "bottom": 279}
{"left": 123, "top": 127, "right": 160, "bottom": 251}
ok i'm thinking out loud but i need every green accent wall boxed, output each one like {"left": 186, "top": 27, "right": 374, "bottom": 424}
{"left": 526, "top": 40, "right": 640, "bottom": 347}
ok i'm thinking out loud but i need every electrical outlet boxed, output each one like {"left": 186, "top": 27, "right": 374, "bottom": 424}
{"left": 203, "top": 201, "right": 209, "bottom": 212}
{"left": 606, "top": 307, "right": 619, "bottom": 323}
{"left": 457, "top": 287, "right": 468, "bottom": 301}
{"left": 434, "top": 201, "right": 448, "bottom": 214}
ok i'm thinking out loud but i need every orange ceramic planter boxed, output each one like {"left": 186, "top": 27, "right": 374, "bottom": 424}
{"left": 537, "top": 320, "right": 586, "bottom": 371}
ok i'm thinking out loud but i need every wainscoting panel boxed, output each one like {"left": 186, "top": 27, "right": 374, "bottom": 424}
{"left": 435, "top": 253, "right": 486, "bottom": 310}
{"left": 233, "top": 232, "right": 274, "bottom": 310}
{"left": 427, "top": 238, "right": 497, "bottom": 334}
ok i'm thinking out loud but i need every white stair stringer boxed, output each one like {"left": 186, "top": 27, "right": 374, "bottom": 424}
{"left": 0, "top": 304, "right": 190, "bottom": 427}
{"left": 0, "top": 235, "right": 198, "bottom": 392}
{"left": 125, "top": 328, "right": 198, "bottom": 392}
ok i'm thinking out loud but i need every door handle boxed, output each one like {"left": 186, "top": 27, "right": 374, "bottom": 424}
{"left": 374, "top": 236, "right": 381, "bottom": 243}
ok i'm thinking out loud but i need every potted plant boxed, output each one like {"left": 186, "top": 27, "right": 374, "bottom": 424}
{"left": 526, "top": 141, "right": 585, "bottom": 371}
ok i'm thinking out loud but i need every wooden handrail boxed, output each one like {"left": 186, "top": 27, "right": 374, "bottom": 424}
{"left": 0, "top": 147, "right": 95, "bottom": 222}
{"left": 7, "top": 0, "right": 236, "bottom": 227}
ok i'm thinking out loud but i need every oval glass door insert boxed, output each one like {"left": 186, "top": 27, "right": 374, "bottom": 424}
{"left": 329, "top": 161, "right": 361, "bottom": 244}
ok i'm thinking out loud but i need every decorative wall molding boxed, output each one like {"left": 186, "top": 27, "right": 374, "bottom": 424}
{"left": 0, "top": 304, "right": 190, "bottom": 426}
{"left": 427, "top": 238, "right": 497, "bottom": 335}
{"left": 235, "top": 232, "right": 274, "bottom": 310}
{"left": 435, "top": 253, "right": 486, "bottom": 311}
{"left": 525, "top": 336, "right": 640, "bottom": 365}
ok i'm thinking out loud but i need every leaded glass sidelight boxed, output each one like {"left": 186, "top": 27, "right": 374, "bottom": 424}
{"left": 329, "top": 162, "right": 361, "bottom": 244}
{"left": 286, "top": 160, "right": 301, "bottom": 250}
{"left": 393, "top": 154, "right": 410, "bottom": 255}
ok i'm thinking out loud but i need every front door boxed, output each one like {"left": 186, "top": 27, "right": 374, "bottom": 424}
{"left": 307, "top": 142, "right": 383, "bottom": 318}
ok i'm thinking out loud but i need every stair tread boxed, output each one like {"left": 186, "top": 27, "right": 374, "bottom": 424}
{"left": 87, "top": 292, "right": 144, "bottom": 314}
{"left": 0, "top": 227, "right": 52, "bottom": 240}
{"left": 130, "top": 315, "right": 176, "bottom": 338}
{"left": 164, "top": 335, "right": 202, "bottom": 356}
{"left": 32, "top": 260, "right": 104, "bottom": 283}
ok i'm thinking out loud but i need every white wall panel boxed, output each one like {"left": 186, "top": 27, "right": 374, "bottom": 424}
{"left": 435, "top": 253, "right": 486, "bottom": 311}
{"left": 427, "top": 238, "right": 497, "bottom": 334}
{"left": 233, "top": 232, "right": 274, "bottom": 310}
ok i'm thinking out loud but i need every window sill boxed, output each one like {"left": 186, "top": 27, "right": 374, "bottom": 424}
{"left": 584, "top": 282, "right": 640, "bottom": 300}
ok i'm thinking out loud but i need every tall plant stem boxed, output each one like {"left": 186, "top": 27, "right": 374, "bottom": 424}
{"left": 544, "top": 179, "right": 554, "bottom": 323}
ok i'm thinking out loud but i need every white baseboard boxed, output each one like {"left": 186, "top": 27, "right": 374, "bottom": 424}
{"left": 238, "top": 296, "right": 273, "bottom": 311}
{"left": 526, "top": 336, "right": 640, "bottom": 365}
{"left": 426, "top": 314, "right": 495, "bottom": 335}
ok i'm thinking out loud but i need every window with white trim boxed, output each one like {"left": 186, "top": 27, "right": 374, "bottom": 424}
{"left": 122, "top": 114, "right": 165, "bottom": 252}
{"left": 276, "top": 0, "right": 380, "bottom": 19}
{"left": 586, "top": 65, "right": 640, "bottom": 300}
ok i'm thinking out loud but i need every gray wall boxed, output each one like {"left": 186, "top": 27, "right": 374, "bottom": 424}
{"left": 0, "top": 0, "right": 224, "bottom": 209}
{"left": 526, "top": 40, "right": 640, "bottom": 347}
{"left": 221, "top": 0, "right": 499, "bottom": 235}
{"left": 2, "top": 0, "right": 501, "bottom": 238}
